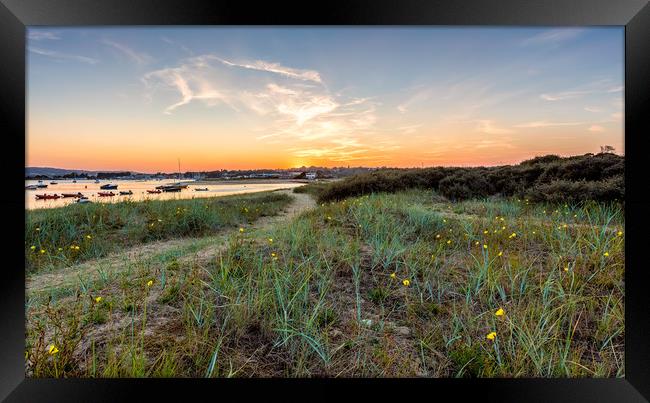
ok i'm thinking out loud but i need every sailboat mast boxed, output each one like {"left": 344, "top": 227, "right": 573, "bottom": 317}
{"left": 178, "top": 158, "right": 181, "bottom": 181}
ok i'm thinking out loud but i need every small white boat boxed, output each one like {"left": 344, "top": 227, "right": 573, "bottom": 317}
{"left": 76, "top": 197, "right": 91, "bottom": 204}
{"left": 94, "top": 179, "right": 100, "bottom": 183}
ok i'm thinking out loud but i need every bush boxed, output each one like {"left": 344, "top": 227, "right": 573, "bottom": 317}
{"left": 315, "top": 153, "right": 623, "bottom": 203}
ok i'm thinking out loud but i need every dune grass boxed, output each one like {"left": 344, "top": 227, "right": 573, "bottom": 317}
{"left": 26, "top": 189, "right": 624, "bottom": 377}
{"left": 25, "top": 191, "right": 292, "bottom": 274}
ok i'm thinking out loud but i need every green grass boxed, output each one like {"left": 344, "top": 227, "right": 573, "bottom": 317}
{"left": 25, "top": 191, "right": 292, "bottom": 273}
{"left": 25, "top": 189, "right": 624, "bottom": 378}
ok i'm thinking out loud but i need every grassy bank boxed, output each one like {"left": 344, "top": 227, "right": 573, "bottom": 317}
{"left": 26, "top": 189, "right": 624, "bottom": 377}
{"left": 26, "top": 191, "right": 292, "bottom": 274}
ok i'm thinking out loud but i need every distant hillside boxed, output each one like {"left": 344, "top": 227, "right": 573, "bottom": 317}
{"left": 25, "top": 167, "right": 145, "bottom": 177}
{"left": 25, "top": 167, "right": 99, "bottom": 177}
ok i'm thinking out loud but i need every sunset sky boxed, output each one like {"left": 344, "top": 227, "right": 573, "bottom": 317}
{"left": 27, "top": 27, "right": 624, "bottom": 173}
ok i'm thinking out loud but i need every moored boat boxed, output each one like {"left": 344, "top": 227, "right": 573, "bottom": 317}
{"left": 61, "top": 192, "right": 84, "bottom": 198}
{"left": 100, "top": 184, "right": 118, "bottom": 190}
{"left": 94, "top": 179, "right": 100, "bottom": 183}
{"left": 97, "top": 191, "right": 115, "bottom": 197}
{"left": 25, "top": 185, "right": 38, "bottom": 190}
{"left": 35, "top": 194, "right": 60, "bottom": 200}
{"left": 119, "top": 190, "right": 133, "bottom": 195}
{"left": 76, "top": 197, "right": 91, "bottom": 204}
{"left": 50, "top": 181, "right": 58, "bottom": 185}
{"left": 147, "top": 189, "right": 161, "bottom": 194}
{"left": 36, "top": 184, "right": 48, "bottom": 188}
{"left": 162, "top": 186, "right": 182, "bottom": 192}
{"left": 194, "top": 188, "right": 209, "bottom": 191}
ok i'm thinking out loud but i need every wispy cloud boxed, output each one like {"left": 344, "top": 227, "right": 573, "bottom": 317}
{"left": 28, "top": 46, "right": 98, "bottom": 64}
{"left": 102, "top": 39, "right": 153, "bottom": 65}
{"left": 540, "top": 80, "right": 623, "bottom": 101}
{"left": 218, "top": 57, "right": 322, "bottom": 83}
{"left": 584, "top": 106, "right": 602, "bottom": 113}
{"left": 28, "top": 31, "right": 60, "bottom": 41}
{"left": 515, "top": 120, "right": 585, "bottom": 128}
{"left": 476, "top": 120, "right": 514, "bottom": 135}
{"left": 143, "top": 54, "right": 384, "bottom": 163}
{"left": 161, "top": 36, "right": 194, "bottom": 55}
{"left": 521, "top": 28, "right": 584, "bottom": 46}
{"left": 588, "top": 125, "right": 605, "bottom": 132}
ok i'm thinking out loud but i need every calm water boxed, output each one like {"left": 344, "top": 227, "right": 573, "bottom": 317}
{"left": 25, "top": 179, "right": 305, "bottom": 210}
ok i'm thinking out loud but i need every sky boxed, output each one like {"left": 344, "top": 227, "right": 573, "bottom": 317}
{"left": 27, "top": 27, "right": 624, "bottom": 173}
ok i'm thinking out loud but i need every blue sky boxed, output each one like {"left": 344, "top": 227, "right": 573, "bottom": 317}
{"left": 27, "top": 27, "right": 624, "bottom": 172}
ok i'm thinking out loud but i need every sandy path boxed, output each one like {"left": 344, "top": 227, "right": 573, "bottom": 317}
{"left": 27, "top": 190, "right": 316, "bottom": 295}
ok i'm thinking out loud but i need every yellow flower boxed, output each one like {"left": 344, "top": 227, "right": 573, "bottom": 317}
{"left": 58, "top": 247, "right": 62, "bottom": 252}
{"left": 562, "top": 224, "right": 568, "bottom": 229}
{"left": 510, "top": 232, "right": 516, "bottom": 238}
{"left": 483, "top": 230, "right": 488, "bottom": 234}
{"left": 486, "top": 332, "right": 497, "bottom": 341}
{"left": 495, "top": 308, "right": 505, "bottom": 316}
{"left": 86, "top": 235, "right": 92, "bottom": 239}
{"left": 95, "top": 296, "right": 102, "bottom": 303}
{"left": 239, "top": 227, "right": 245, "bottom": 233}
{"left": 475, "top": 241, "right": 479, "bottom": 246}
{"left": 147, "top": 280, "right": 153, "bottom": 287}
{"left": 483, "top": 244, "right": 488, "bottom": 249}
{"left": 327, "top": 216, "right": 332, "bottom": 221}
{"left": 446, "top": 240, "right": 452, "bottom": 245}
{"left": 35, "top": 227, "right": 41, "bottom": 231}
{"left": 443, "top": 219, "right": 447, "bottom": 223}
{"left": 40, "top": 249, "right": 46, "bottom": 254}
{"left": 564, "top": 266, "right": 569, "bottom": 272}
{"left": 268, "top": 238, "right": 273, "bottom": 243}
{"left": 436, "top": 234, "right": 441, "bottom": 239}
{"left": 617, "top": 231, "right": 623, "bottom": 236}
{"left": 532, "top": 231, "right": 536, "bottom": 235}
{"left": 30, "top": 245, "right": 36, "bottom": 250}
{"left": 390, "top": 272, "right": 396, "bottom": 279}
{"left": 573, "top": 214, "right": 577, "bottom": 218}
{"left": 157, "top": 219, "right": 163, "bottom": 222}
{"left": 500, "top": 217, "right": 505, "bottom": 222}
{"left": 603, "top": 252, "right": 609, "bottom": 257}
{"left": 498, "top": 251, "right": 503, "bottom": 257}
{"left": 271, "top": 252, "right": 277, "bottom": 257}
{"left": 47, "top": 344, "right": 59, "bottom": 355}
{"left": 402, "top": 279, "right": 410, "bottom": 287}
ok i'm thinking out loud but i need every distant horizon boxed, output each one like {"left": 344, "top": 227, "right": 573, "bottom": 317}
{"left": 26, "top": 149, "right": 624, "bottom": 175}
{"left": 28, "top": 27, "right": 623, "bottom": 172}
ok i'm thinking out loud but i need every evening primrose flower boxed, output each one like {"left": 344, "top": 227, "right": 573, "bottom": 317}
{"left": 268, "top": 238, "right": 273, "bottom": 243}
{"left": 495, "top": 308, "right": 505, "bottom": 316}
{"left": 617, "top": 231, "right": 623, "bottom": 236}
{"left": 603, "top": 252, "right": 610, "bottom": 257}
{"left": 95, "top": 296, "right": 102, "bottom": 303}
{"left": 30, "top": 245, "right": 36, "bottom": 250}
{"left": 483, "top": 230, "right": 488, "bottom": 234}
{"left": 47, "top": 344, "right": 59, "bottom": 355}
{"left": 327, "top": 216, "right": 332, "bottom": 221}
{"left": 86, "top": 235, "right": 92, "bottom": 239}
{"left": 147, "top": 280, "right": 153, "bottom": 287}
{"left": 447, "top": 240, "right": 452, "bottom": 245}
{"left": 498, "top": 251, "right": 503, "bottom": 257}
{"left": 402, "top": 279, "right": 410, "bottom": 287}
{"left": 35, "top": 227, "right": 41, "bottom": 231}
{"left": 390, "top": 272, "right": 396, "bottom": 279}
{"left": 40, "top": 249, "right": 46, "bottom": 254}
{"left": 271, "top": 252, "right": 277, "bottom": 258}
{"left": 475, "top": 241, "right": 480, "bottom": 246}
{"left": 486, "top": 332, "right": 497, "bottom": 341}
{"left": 57, "top": 248, "right": 62, "bottom": 252}
{"left": 483, "top": 244, "right": 488, "bottom": 249}
{"left": 436, "top": 234, "right": 441, "bottom": 239}
{"left": 239, "top": 227, "right": 245, "bottom": 233}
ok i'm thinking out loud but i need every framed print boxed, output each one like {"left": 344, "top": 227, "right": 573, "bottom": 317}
{"left": 1, "top": 0, "right": 649, "bottom": 401}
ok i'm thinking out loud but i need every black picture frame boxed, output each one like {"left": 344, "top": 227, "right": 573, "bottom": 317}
{"left": 2, "top": 0, "right": 649, "bottom": 401}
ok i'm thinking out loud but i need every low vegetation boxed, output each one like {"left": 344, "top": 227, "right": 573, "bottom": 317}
{"left": 25, "top": 192, "right": 292, "bottom": 274}
{"left": 310, "top": 153, "right": 624, "bottom": 203}
{"left": 26, "top": 181, "right": 624, "bottom": 377}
